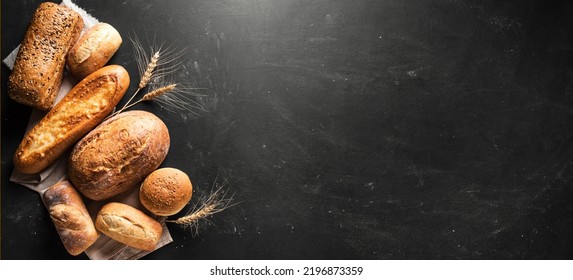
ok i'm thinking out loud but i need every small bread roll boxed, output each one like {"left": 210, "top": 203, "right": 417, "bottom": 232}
{"left": 43, "top": 181, "right": 99, "bottom": 256}
{"left": 67, "top": 22, "right": 122, "bottom": 79}
{"left": 140, "top": 168, "right": 193, "bottom": 216}
{"left": 95, "top": 202, "right": 163, "bottom": 251}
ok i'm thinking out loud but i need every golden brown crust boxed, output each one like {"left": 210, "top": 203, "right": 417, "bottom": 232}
{"left": 95, "top": 202, "right": 163, "bottom": 251}
{"left": 67, "top": 22, "right": 123, "bottom": 79}
{"left": 42, "top": 181, "right": 99, "bottom": 256}
{"left": 140, "top": 168, "right": 193, "bottom": 216}
{"left": 13, "top": 65, "right": 130, "bottom": 174}
{"left": 68, "top": 110, "right": 170, "bottom": 201}
{"left": 8, "top": 2, "right": 84, "bottom": 110}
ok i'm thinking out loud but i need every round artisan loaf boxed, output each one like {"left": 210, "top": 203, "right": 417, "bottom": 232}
{"left": 68, "top": 110, "right": 170, "bottom": 201}
{"left": 95, "top": 202, "right": 163, "bottom": 251}
{"left": 67, "top": 22, "right": 122, "bottom": 79}
{"left": 140, "top": 167, "right": 193, "bottom": 216}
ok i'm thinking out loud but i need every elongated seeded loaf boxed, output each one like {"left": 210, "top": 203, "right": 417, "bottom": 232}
{"left": 8, "top": 2, "right": 84, "bottom": 110}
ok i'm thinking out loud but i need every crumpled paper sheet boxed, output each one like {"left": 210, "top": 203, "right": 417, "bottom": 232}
{"left": 3, "top": 0, "right": 172, "bottom": 260}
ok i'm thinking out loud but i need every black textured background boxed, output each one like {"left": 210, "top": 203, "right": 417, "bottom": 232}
{"left": 2, "top": 0, "right": 573, "bottom": 259}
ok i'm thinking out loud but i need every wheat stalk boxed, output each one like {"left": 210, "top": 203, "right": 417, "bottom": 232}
{"left": 147, "top": 83, "right": 208, "bottom": 116}
{"left": 108, "top": 33, "right": 189, "bottom": 118}
{"left": 113, "top": 51, "right": 161, "bottom": 117}
{"left": 112, "top": 84, "right": 178, "bottom": 114}
{"left": 170, "top": 204, "right": 217, "bottom": 225}
{"left": 166, "top": 176, "right": 235, "bottom": 236}
{"left": 139, "top": 51, "right": 159, "bottom": 89}
{"left": 142, "top": 83, "right": 177, "bottom": 101}
{"left": 106, "top": 33, "right": 208, "bottom": 121}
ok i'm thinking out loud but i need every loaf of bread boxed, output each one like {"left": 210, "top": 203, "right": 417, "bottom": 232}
{"left": 140, "top": 167, "right": 193, "bottom": 216}
{"left": 42, "top": 180, "right": 99, "bottom": 256}
{"left": 68, "top": 110, "right": 170, "bottom": 201}
{"left": 67, "top": 22, "right": 122, "bottom": 79}
{"left": 95, "top": 202, "right": 163, "bottom": 251}
{"left": 8, "top": 2, "right": 84, "bottom": 110}
{"left": 13, "top": 65, "right": 130, "bottom": 174}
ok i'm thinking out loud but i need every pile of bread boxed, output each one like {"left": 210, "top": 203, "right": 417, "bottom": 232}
{"left": 8, "top": 2, "right": 193, "bottom": 256}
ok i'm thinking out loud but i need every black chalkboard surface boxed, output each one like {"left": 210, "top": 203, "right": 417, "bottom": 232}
{"left": 2, "top": 0, "right": 573, "bottom": 260}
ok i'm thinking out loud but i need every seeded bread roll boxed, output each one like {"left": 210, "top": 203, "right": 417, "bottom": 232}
{"left": 13, "top": 65, "right": 130, "bottom": 174}
{"left": 67, "top": 22, "right": 123, "bottom": 79}
{"left": 68, "top": 110, "right": 170, "bottom": 201}
{"left": 8, "top": 2, "right": 84, "bottom": 110}
{"left": 95, "top": 202, "right": 163, "bottom": 251}
{"left": 140, "top": 168, "right": 193, "bottom": 216}
{"left": 42, "top": 180, "right": 99, "bottom": 256}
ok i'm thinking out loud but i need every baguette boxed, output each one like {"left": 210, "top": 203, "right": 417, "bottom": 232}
{"left": 68, "top": 110, "right": 170, "bottom": 201}
{"left": 67, "top": 22, "right": 123, "bottom": 79}
{"left": 95, "top": 202, "right": 163, "bottom": 251}
{"left": 42, "top": 180, "right": 99, "bottom": 256}
{"left": 8, "top": 2, "right": 84, "bottom": 110}
{"left": 13, "top": 65, "right": 130, "bottom": 174}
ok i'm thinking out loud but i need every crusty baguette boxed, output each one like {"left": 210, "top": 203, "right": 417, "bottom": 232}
{"left": 42, "top": 180, "right": 99, "bottom": 256}
{"left": 67, "top": 22, "right": 123, "bottom": 79}
{"left": 13, "top": 65, "right": 130, "bottom": 174}
{"left": 8, "top": 2, "right": 84, "bottom": 110}
{"left": 68, "top": 110, "right": 170, "bottom": 201}
{"left": 95, "top": 202, "right": 163, "bottom": 251}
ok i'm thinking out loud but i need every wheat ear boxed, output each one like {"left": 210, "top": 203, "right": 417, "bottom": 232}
{"left": 114, "top": 83, "right": 178, "bottom": 114}
{"left": 114, "top": 51, "right": 161, "bottom": 116}
{"left": 139, "top": 51, "right": 160, "bottom": 89}
{"left": 170, "top": 204, "right": 218, "bottom": 225}
{"left": 143, "top": 83, "right": 177, "bottom": 101}
{"left": 147, "top": 84, "right": 208, "bottom": 116}
{"left": 166, "top": 179, "right": 235, "bottom": 236}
